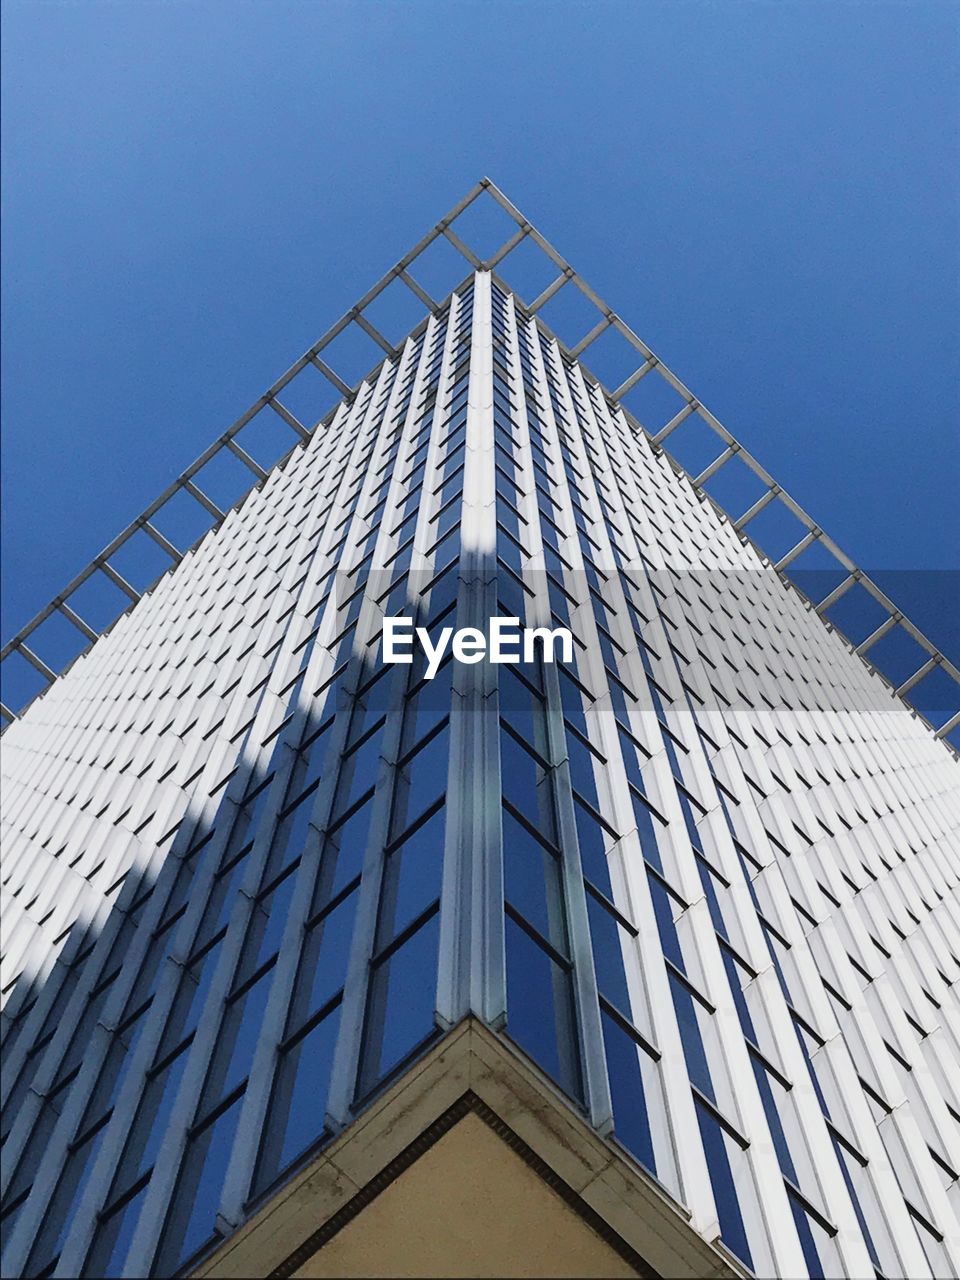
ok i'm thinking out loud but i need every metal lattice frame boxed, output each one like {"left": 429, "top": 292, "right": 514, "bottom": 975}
{"left": 2, "top": 177, "right": 957, "bottom": 748}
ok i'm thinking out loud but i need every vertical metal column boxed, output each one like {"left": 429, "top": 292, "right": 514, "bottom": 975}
{"left": 500, "top": 292, "right": 614, "bottom": 1135}
{"left": 436, "top": 271, "right": 506, "bottom": 1030}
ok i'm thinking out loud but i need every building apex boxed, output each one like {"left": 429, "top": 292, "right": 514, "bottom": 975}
{"left": 2, "top": 183, "right": 957, "bottom": 752}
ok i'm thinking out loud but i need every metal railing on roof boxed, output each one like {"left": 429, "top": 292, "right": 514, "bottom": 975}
{"left": 2, "top": 178, "right": 958, "bottom": 754}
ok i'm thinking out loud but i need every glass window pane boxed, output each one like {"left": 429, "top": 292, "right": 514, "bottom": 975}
{"left": 750, "top": 1054, "right": 796, "bottom": 1182}
{"left": 204, "top": 966, "right": 274, "bottom": 1108}
{"left": 586, "top": 892, "right": 635, "bottom": 1018}
{"left": 601, "top": 1009, "right": 656, "bottom": 1176}
{"left": 402, "top": 661, "right": 452, "bottom": 750}
{"left": 831, "top": 1135, "right": 885, "bottom": 1274}
{"left": 360, "top": 911, "right": 440, "bottom": 1095}
{"left": 721, "top": 948, "right": 757, "bottom": 1044}
{"left": 294, "top": 886, "right": 360, "bottom": 1030}
{"left": 336, "top": 718, "right": 386, "bottom": 814}
{"left": 502, "top": 805, "right": 568, "bottom": 954}
{"left": 500, "top": 729, "right": 555, "bottom": 841}
{"left": 631, "top": 788, "right": 665, "bottom": 871}
{"left": 694, "top": 1098, "right": 753, "bottom": 1271}
{"left": 85, "top": 1178, "right": 151, "bottom": 1279}
{"left": 391, "top": 723, "right": 449, "bottom": 837}
{"left": 318, "top": 794, "right": 373, "bottom": 902}
{"left": 377, "top": 805, "right": 445, "bottom": 948}
{"left": 256, "top": 1001, "right": 342, "bottom": 1192}
{"left": 25, "top": 1122, "right": 107, "bottom": 1274}
{"left": 504, "top": 914, "right": 582, "bottom": 1105}
{"left": 669, "top": 972, "right": 714, "bottom": 1103}
{"left": 128, "top": 1043, "right": 191, "bottom": 1183}
{"left": 263, "top": 786, "right": 318, "bottom": 884}
{"left": 499, "top": 666, "right": 544, "bottom": 749}
{"left": 244, "top": 867, "right": 298, "bottom": 979}
{"left": 573, "top": 793, "right": 613, "bottom": 895}
{"left": 159, "top": 937, "right": 223, "bottom": 1058}
{"left": 155, "top": 1091, "right": 244, "bottom": 1274}
{"left": 649, "top": 874, "right": 685, "bottom": 973}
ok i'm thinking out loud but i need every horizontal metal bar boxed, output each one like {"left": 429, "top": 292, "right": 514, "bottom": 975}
{"left": 858, "top": 577, "right": 947, "bottom": 668}
{"left": 608, "top": 315, "right": 655, "bottom": 364}
{"left": 353, "top": 310, "right": 397, "bottom": 358}
{"left": 395, "top": 185, "right": 486, "bottom": 279}
{"left": 481, "top": 176, "right": 530, "bottom": 229}
{"left": 306, "top": 356, "right": 352, "bottom": 400}
{"left": 855, "top": 611, "right": 901, "bottom": 655}
{"left": 611, "top": 358, "right": 657, "bottom": 401}
{"left": 516, "top": 219, "right": 571, "bottom": 276}
{"left": 692, "top": 444, "right": 738, "bottom": 490}
{"left": 816, "top": 572, "right": 858, "bottom": 613}
{"left": 441, "top": 224, "right": 483, "bottom": 270}
{"left": 182, "top": 479, "right": 225, "bottom": 522}
{"left": 694, "top": 402, "right": 739, "bottom": 450}
{"left": 140, "top": 519, "right": 181, "bottom": 561}
{"left": 17, "top": 643, "right": 57, "bottom": 683}
{"left": 733, "top": 484, "right": 780, "bottom": 531}
{"left": 568, "top": 270, "right": 624, "bottom": 331}
{"left": 349, "top": 262, "right": 409, "bottom": 316}
{"left": 486, "top": 225, "right": 528, "bottom": 271}
{"left": 569, "top": 315, "right": 612, "bottom": 359}
{"left": 650, "top": 401, "right": 697, "bottom": 446}
{"left": 397, "top": 268, "right": 438, "bottom": 312}
{"left": 0, "top": 701, "right": 16, "bottom": 724}
{"left": 935, "top": 709, "right": 960, "bottom": 739}
{"left": 268, "top": 394, "right": 313, "bottom": 440}
{"left": 394, "top": 223, "right": 445, "bottom": 275}
{"left": 775, "top": 528, "right": 819, "bottom": 572}
{"left": 895, "top": 655, "right": 940, "bottom": 698}
{"left": 440, "top": 178, "right": 489, "bottom": 229}
{"left": 57, "top": 601, "right": 98, "bottom": 643}
{"left": 527, "top": 271, "right": 571, "bottom": 316}
{"left": 98, "top": 560, "right": 141, "bottom": 604}
{"left": 224, "top": 436, "right": 269, "bottom": 481}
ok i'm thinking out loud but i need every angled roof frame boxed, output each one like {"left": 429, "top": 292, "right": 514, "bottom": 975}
{"left": 2, "top": 179, "right": 957, "bottom": 754}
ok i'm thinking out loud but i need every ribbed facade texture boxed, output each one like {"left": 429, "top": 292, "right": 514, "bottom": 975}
{"left": 2, "top": 270, "right": 959, "bottom": 1279}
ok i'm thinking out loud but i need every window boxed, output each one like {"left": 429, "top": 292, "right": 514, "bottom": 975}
{"left": 504, "top": 907, "right": 582, "bottom": 1104}
{"left": 254, "top": 999, "right": 342, "bottom": 1195}
{"left": 154, "top": 1089, "right": 245, "bottom": 1274}
{"left": 694, "top": 1095, "right": 754, "bottom": 1269}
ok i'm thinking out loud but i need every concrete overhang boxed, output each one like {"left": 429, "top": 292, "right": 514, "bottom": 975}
{"left": 193, "top": 1018, "right": 749, "bottom": 1279}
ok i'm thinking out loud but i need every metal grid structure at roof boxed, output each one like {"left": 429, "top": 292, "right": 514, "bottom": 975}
{"left": 2, "top": 178, "right": 957, "bottom": 750}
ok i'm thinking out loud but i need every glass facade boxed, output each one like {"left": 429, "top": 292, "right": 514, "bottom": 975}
{"left": 2, "top": 271, "right": 959, "bottom": 1280}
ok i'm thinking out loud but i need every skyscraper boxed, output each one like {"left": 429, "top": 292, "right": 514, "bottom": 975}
{"left": 1, "top": 180, "right": 958, "bottom": 1279}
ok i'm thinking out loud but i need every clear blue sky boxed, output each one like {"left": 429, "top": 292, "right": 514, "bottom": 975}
{"left": 2, "top": 1, "right": 958, "bottom": 723}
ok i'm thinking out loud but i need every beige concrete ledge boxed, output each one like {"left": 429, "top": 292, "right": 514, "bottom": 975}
{"left": 193, "top": 1018, "right": 748, "bottom": 1279}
